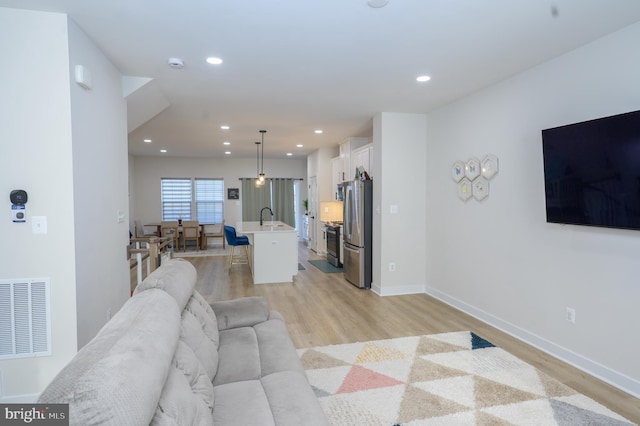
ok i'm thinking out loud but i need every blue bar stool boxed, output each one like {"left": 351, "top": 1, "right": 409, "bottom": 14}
{"left": 224, "top": 226, "right": 250, "bottom": 269}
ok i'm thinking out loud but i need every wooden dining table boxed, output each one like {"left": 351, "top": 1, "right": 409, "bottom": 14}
{"left": 144, "top": 222, "right": 210, "bottom": 250}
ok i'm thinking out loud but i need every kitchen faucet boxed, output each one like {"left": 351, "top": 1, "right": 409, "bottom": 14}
{"left": 260, "top": 206, "right": 274, "bottom": 226}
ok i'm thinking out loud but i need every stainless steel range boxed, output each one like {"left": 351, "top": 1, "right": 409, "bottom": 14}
{"left": 325, "top": 223, "right": 342, "bottom": 268}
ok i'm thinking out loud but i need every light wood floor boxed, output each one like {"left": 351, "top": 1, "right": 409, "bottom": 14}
{"left": 142, "top": 243, "right": 639, "bottom": 423}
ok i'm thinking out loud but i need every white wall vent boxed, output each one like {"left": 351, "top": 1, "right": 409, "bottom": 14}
{"left": 0, "top": 278, "right": 52, "bottom": 359}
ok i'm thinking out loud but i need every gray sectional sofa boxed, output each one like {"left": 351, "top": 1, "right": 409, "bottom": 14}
{"left": 38, "top": 259, "right": 328, "bottom": 426}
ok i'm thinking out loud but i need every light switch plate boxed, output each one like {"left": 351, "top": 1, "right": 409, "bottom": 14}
{"left": 75, "top": 65, "right": 93, "bottom": 90}
{"left": 32, "top": 216, "right": 47, "bottom": 234}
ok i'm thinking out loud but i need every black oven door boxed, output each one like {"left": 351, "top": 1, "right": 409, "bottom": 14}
{"left": 326, "top": 226, "right": 341, "bottom": 267}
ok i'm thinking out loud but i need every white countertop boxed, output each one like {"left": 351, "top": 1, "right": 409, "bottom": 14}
{"left": 236, "top": 221, "right": 296, "bottom": 234}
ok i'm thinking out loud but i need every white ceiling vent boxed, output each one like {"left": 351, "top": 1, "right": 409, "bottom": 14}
{"left": 0, "top": 278, "right": 51, "bottom": 359}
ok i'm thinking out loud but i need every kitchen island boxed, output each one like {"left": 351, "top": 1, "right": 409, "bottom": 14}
{"left": 236, "top": 221, "right": 298, "bottom": 284}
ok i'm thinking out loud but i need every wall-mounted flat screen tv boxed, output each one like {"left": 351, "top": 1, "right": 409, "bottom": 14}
{"left": 542, "top": 109, "right": 640, "bottom": 231}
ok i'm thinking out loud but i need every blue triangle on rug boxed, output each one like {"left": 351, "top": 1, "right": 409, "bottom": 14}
{"left": 549, "top": 399, "right": 633, "bottom": 426}
{"left": 471, "top": 332, "right": 495, "bottom": 350}
{"left": 311, "top": 385, "right": 331, "bottom": 398}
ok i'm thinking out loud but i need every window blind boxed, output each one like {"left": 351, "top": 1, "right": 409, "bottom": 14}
{"left": 161, "top": 178, "right": 192, "bottom": 220}
{"left": 195, "top": 178, "right": 224, "bottom": 223}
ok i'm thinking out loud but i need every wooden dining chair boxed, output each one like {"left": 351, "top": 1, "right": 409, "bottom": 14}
{"left": 203, "top": 220, "right": 225, "bottom": 249}
{"left": 182, "top": 220, "right": 200, "bottom": 251}
{"left": 134, "top": 220, "right": 157, "bottom": 238}
{"left": 160, "top": 220, "right": 179, "bottom": 249}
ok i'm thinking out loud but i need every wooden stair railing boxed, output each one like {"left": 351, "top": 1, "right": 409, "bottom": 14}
{"left": 128, "top": 236, "right": 172, "bottom": 290}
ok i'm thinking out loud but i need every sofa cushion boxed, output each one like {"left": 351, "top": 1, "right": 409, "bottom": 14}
{"left": 172, "top": 341, "right": 214, "bottom": 413}
{"left": 212, "top": 380, "right": 275, "bottom": 426}
{"left": 135, "top": 258, "right": 196, "bottom": 310}
{"left": 212, "top": 373, "right": 328, "bottom": 426}
{"left": 211, "top": 296, "right": 270, "bottom": 330}
{"left": 186, "top": 291, "right": 219, "bottom": 349}
{"left": 212, "top": 317, "right": 307, "bottom": 388}
{"left": 213, "top": 327, "right": 261, "bottom": 386}
{"left": 254, "top": 318, "right": 305, "bottom": 377}
{"left": 180, "top": 308, "right": 219, "bottom": 381}
{"left": 261, "top": 371, "right": 330, "bottom": 426}
{"left": 38, "top": 289, "right": 180, "bottom": 426}
{"left": 151, "top": 365, "right": 214, "bottom": 426}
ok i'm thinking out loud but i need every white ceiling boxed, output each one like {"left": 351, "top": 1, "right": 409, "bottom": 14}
{"left": 4, "top": 0, "right": 640, "bottom": 159}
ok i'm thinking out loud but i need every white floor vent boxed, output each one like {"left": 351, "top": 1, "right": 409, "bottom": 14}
{"left": 0, "top": 278, "right": 51, "bottom": 359}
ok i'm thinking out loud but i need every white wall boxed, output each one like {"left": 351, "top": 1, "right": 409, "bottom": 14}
{"left": 0, "top": 8, "right": 78, "bottom": 400}
{"left": 132, "top": 156, "right": 307, "bottom": 228}
{"left": 372, "top": 113, "right": 427, "bottom": 295}
{"left": 68, "top": 20, "right": 130, "bottom": 348}
{"left": 424, "top": 22, "right": 640, "bottom": 395}
{"left": 0, "top": 7, "right": 129, "bottom": 400}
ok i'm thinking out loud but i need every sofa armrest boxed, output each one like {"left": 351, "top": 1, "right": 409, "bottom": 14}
{"left": 211, "top": 297, "right": 271, "bottom": 330}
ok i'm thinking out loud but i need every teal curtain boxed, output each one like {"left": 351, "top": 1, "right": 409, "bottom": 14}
{"left": 241, "top": 178, "right": 296, "bottom": 226}
{"left": 271, "top": 178, "right": 295, "bottom": 227}
{"left": 241, "top": 179, "right": 270, "bottom": 221}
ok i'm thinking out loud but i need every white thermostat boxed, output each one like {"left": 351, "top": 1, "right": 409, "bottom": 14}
{"left": 12, "top": 204, "right": 26, "bottom": 223}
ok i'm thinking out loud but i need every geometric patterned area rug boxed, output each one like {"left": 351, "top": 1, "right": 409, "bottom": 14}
{"left": 298, "top": 332, "right": 635, "bottom": 425}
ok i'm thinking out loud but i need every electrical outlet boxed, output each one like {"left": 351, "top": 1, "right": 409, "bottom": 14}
{"left": 566, "top": 307, "right": 576, "bottom": 324}
{"left": 389, "top": 262, "right": 396, "bottom": 272}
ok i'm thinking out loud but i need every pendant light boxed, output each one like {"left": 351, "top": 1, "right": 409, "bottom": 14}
{"left": 255, "top": 141, "right": 262, "bottom": 186}
{"left": 258, "top": 130, "right": 267, "bottom": 183}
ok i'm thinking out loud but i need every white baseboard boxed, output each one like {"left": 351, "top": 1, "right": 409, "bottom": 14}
{"left": 425, "top": 286, "right": 640, "bottom": 398}
{"left": 371, "top": 282, "right": 425, "bottom": 296}
{"left": 0, "top": 393, "right": 39, "bottom": 403}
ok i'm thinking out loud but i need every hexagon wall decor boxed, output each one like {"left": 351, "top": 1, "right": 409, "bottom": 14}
{"left": 452, "top": 154, "right": 499, "bottom": 202}
{"left": 457, "top": 178, "right": 473, "bottom": 201}
{"left": 481, "top": 155, "right": 499, "bottom": 179}
{"left": 451, "top": 160, "right": 465, "bottom": 182}
{"left": 472, "top": 177, "right": 489, "bottom": 201}
{"left": 465, "top": 158, "right": 481, "bottom": 181}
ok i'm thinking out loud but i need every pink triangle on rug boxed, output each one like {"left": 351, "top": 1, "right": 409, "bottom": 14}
{"left": 337, "top": 364, "right": 405, "bottom": 394}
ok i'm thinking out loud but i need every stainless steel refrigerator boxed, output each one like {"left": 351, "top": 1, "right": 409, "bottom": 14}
{"left": 342, "top": 180, "right": 372, "bottom": 288}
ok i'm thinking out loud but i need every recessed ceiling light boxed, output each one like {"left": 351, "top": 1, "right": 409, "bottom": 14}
{"left": 223, "top": 141, "right": 231, "bottom": 145}
{"left": 416, "top": 75, "right": 431, "bottom": 82}
{"left": 224, "top": 151, "right": 231, "bottom": 155}
{"left": 296, "top": 144, "right": 303, "bottom": 148}
{"left": 160, "top": 149, "right": 167, "bottom": 153}
{"left": 286, "top": 153, "right": 293, "bottom": 156}
{"left": 314, "top": 129, "right": 323, "bottom": 134}
{"left": 220, "top": 125, "right": 230, "bottom": 130}
{"left": 206, "top": 57, "right": 223, "bottom": 65}
{"left": 167, "top": 58, "right": 184, "bottom": 69}
{"left": 368, "top": 0, "right": 389, "bottom": 8}
{"left": 144, "top": 139, "right": 152, "bottom": 143}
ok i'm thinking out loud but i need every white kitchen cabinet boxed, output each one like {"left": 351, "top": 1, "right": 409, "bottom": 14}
{"left": 338, "top": 137, "right": 369, "bottom": 183}
{"left": 339, "top": 141, "right": 350, "bottom": 182}
{"left": 352, "top": 143, "right": 373, "bottom": 179}
{"left": 332, "top": 156, "right": 341, "bottom": 200}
